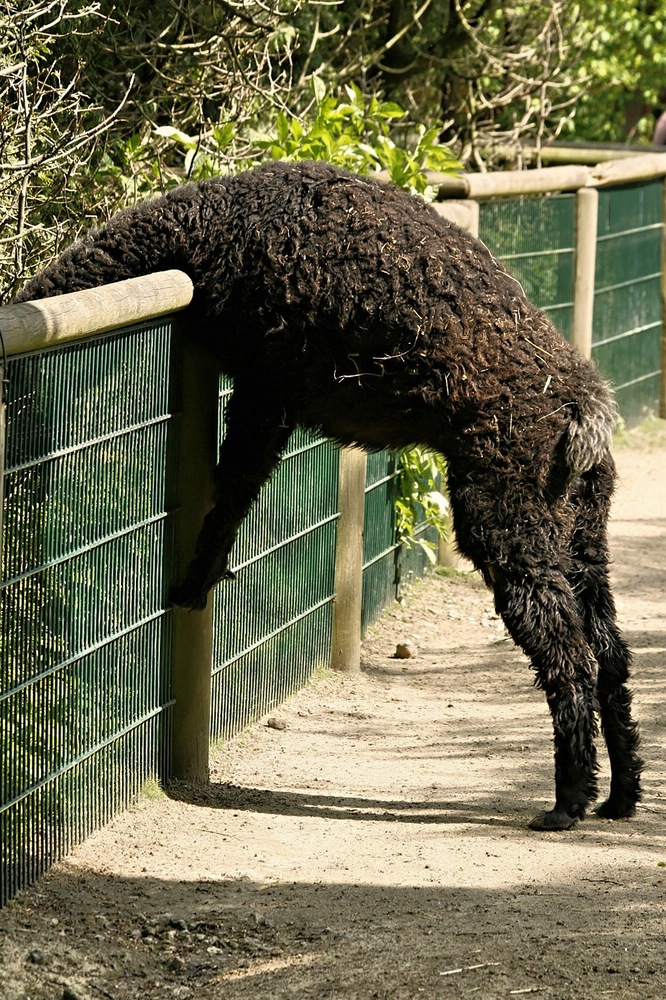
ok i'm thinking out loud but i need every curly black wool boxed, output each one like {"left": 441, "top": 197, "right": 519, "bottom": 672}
{"left": 18, "top": 161, "right": 642, "bottom": 830}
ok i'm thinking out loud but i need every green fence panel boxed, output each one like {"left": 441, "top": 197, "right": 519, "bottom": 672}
{"left": 361, "top": 451, "right": 438, "bottom": 635}
{"left": 361, "top": 451, "right": 400, "bottom": 634}
{"left": 479, "top": 193, "right": 576, "bottom": 339}
{"left": 209, "top": 383, "right": 339, "bottom": 742}
{"left": 1, "top": 322, "right": 175, "bottom": 908}
{"left": 593, "top": 182, "right": 662, "bottom": 425}
{"left": 1, "top": 321, "right": 427, "bottom": 905}
{"left": 479, "top": 183, "right": 663, "bottom": 425}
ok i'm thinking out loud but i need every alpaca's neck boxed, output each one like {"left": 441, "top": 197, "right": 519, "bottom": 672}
{"left": 15, "top": 185, "right": 209, "bottom": 303}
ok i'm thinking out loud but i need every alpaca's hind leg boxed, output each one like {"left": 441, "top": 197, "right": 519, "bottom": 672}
{"left": 449, "top": 481, "right": 600, "bottom": 830}
{"left": 567, "top": 461, "right": 642, "bottom": 819}
{"left": 490, "top": 562, "right": 600, "bottom": 830}
{"left": 171, "top": 377, "right": 293, "bottom": 610}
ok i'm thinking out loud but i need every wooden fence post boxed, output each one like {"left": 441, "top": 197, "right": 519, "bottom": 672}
{"left": 572, "top": 187, "right": 599, "bottom": 360}
{"left": 170, "top": 335, "right": 219, "bottom": 783}
{"left": 330, "top": 446, "right": 367, "bottom": 673}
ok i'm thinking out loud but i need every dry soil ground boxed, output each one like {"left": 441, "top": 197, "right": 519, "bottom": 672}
{"left": 1, "top": 422, "right": 665, "bottom": 1000}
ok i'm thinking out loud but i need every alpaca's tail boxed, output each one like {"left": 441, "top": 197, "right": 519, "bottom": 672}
{"left": 564, "top": 386, "right": 617, "bottom": 476}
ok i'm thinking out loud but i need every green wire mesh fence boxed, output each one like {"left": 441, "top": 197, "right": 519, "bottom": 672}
{"left": 210, "top": 386, "right": 340, "bottom": 743}
{"left": 480, "top": 192, "right": 576, "bottom": 340}
{"left": 592, "top": 181, "right": 663, "bottom": 424}
{"left": 1, "top": 322, "right": 175, "bottom": 907}
{"left": 361, "top": 451, "right": 437, "bottom": 636}
{"left": 0, "top": 321, "right": 430, "bottom": 906}
{"left": 479, "top": 179, "right": 663, "bottom": 424}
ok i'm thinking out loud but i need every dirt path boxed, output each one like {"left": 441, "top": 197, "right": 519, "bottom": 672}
{"left": 1, "top": 423, "right": 665, "bottom": 1000}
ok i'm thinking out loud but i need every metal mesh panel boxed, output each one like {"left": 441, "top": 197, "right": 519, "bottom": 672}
{"left": 479, "top": 183, "right": 663, "bottom": 425}
{"left": 210, "top": 381, "right": 339, "bottom": 742}
{"left": 1, "top": 323, "right": 174, "bottom": 907}
{"left": 361, "top": 451, "right": 399, "bottom": 634}
{"left": 479, "top": 193, "right": 576, "bottom": 339}
{"left": 361, "top": 451, "right": 436, "bottom": 634}
{"left": 593, "top": 182, "right": 662, "bottom": 424}
{"left": 2, "top": 324, "right": 433, "bottom": 903}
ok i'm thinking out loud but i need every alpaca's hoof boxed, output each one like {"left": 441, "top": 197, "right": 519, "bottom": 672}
{"left": 529, "top": 807, "right": 580, "bottom": 831}
{"left": 169, "top": 569, "right": 236, "bottom": 611}
{"left": 169, "top": 584, "right": 209, "bottom": 611}
{"left": 595, "top": 798, "right": 637, "bottom": 820}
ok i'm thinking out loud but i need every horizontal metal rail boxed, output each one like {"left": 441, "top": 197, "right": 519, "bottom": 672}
{"left": 230, "top": 512, "right": 340, "bottom": 573}
{"left": 614, "top": 369, "right": 662, "bottom": 391}
{"left": 0, "top": 702, "right": 174, "bottom": 815}
{"left": 593, "top": 321, "right": 661, "bottom": 350}
{"left": 596, "top": 221, "right": 664, "bottom": 243}
{"left": 0, "top": 606, "right": 169, "bottom": 699}
{"left": 213, "top": 596, "right": 334, "bottom": 674}
{"left": 1, "top": 511, "right": 169, "bottom": 588}
{"left": 594, "top": 271, "right": 662, "bottom": 296}
{"left": 4, "top": 414, "right": 170, "bottom": 475}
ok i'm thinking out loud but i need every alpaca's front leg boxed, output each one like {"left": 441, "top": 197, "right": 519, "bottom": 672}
{"left": 171, "top": 377, "right": 293, "bottom": 610}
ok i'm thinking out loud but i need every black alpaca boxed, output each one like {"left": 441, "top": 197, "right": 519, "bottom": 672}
{"left": 17, "top": 161, "right": 643, "bottom": 830}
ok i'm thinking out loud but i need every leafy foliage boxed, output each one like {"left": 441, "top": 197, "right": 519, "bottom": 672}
{"left": 396, "top": 448, "right": 450, "bottom": 561}
{"left": 252, "top": 82, "right": 458, "bottom": 198}
{"left": 0, "top": 1, "right": 119, "bottom": 299}
{"left": 145, "top": 81, "right": 459, "bottom": 198}
{"left": 4, "top": 0, "right": 666, "bottom": 304}
{"left": 569, "top": 0, "right": 666, "bottom": 142}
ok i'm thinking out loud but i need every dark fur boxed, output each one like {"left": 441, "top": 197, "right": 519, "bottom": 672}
{"left": 17, "top": 161, "right": 643, "bottom": 830}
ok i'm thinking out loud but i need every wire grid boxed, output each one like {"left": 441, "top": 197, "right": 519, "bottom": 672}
{"left": 0, "top": 323, "right": 175, "bottom": 907}
{"left": 361, "top": 451, "right": 400, "bottom": 634}
{"left": 479, "top": 183, "right": 664, "bottom": 426}
{"left": 361, "top": 450, "right": 436, "bottom": 635}
{"left": 593, "top": 181, "right": 662, "bottom": 424}
{"left": 210, "top": 381, "right": 340, "bottom": 742}
{"left": 479, "top": 193, "right": 576, "bottom": 340}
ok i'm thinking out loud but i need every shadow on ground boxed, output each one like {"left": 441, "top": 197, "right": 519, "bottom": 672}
{"left": 3, "top": 863, "right": 666, "bottom": 1000}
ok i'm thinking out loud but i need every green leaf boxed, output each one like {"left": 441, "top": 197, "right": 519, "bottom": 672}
{"left": 311, "top": 75, "right": 327, "bottom": 104}
{"left": 153, "top": 126, "right": 197, "bottom": 148}
{"left": 276, "top": 111, "right": 290, "bottom": 144}
{"left": 377, "top": 101, "right": 406, "bottom": 120}
{"left": 212, "top": 123, "right": 235, "bottom": 148}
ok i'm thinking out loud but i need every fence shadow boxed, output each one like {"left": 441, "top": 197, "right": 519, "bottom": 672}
{"left": 3, "top": 865, "right": 666, "bottom": 999}
{"left": 167, "top": 780, "right": 528, "bottom": 829}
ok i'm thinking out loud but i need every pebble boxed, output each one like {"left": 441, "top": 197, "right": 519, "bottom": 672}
{"left": 167, "top": 955, "right": 187, "bottom": 973}
{"left": 394, "top": 641, "right": 417, "bottom": 659}
{"left": 266, "top": 717, "right": 287, "bottom": 730}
